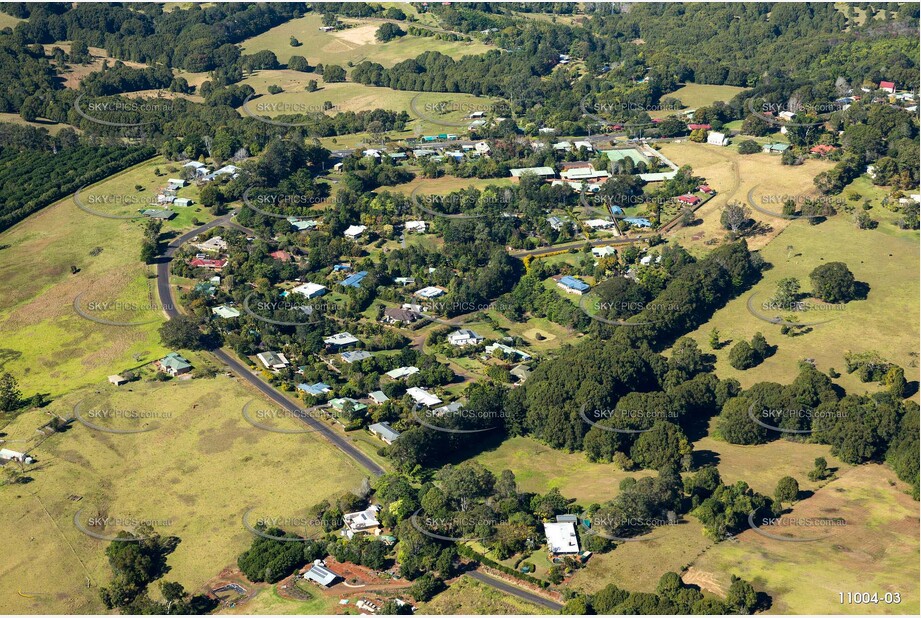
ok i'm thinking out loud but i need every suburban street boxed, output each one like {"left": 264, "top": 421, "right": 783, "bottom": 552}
{"left": 155, "top": 213, "right": 386, "bottom": 477}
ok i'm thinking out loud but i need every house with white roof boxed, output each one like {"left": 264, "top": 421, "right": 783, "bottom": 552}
{"left": 343, "top": 505, "right": 381, "bottom": 538}
{"left": 291, "top": 282, "right": 327, "bottom": 299}
{"left": 385, "top": 366, "right": 420, "bottom": 380}
{"left": 544, "top": 521, "right": 580, "bottom": 555}
{"left": 344, "top": 225, "right": 367, "bottom": 240}
{"left": 323, "top": 332, "right": 360, "bottom": 349}
{"left": 592, "top": 246, "right": 618, "bottom": 258}
{"left": 474, "top": 141, "right": 491, "bottom": 155}
{"left": 404, "top": 220, "right": 427, "bottom": 233}
{"left": 706, "top": 131, "right": 729, "bottom": 146}
{"left": 406, "top": 387, "right": 442, "bottom": 407}
{"left": 447, "top": 329, "right": 484, "bottom": 346}
{"left": 414, "top": 286, "right": 446, "bottom": 299}
{"left": 257, "top": 351, "right": 289, "bottom": 370}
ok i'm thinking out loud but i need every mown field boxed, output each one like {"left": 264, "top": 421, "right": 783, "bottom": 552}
{"left": 421, "top": 575, "right": 553, "bottom": 615}
{"left": 688, "top": 464, "right": 919, "bottom": 614}
{"left": 240, "top": 13, "right": 492, "bottom": 67}
{"left": 680, "top": 214, "right": 919, "bottom": 393}
{"left": 0, "top": 377, "right": 367, "bottom": 614}
{"left": 472, "top": 436, "right": 655, "bottom": 504}
{"left": 664, "top": 83, "right": 747, "bottom": 110}
{"left": 0, "top": 156, "right": 212, "bottom": 398}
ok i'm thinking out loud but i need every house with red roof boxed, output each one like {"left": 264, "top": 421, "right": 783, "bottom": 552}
{"left": 189, "top": 257, "right": 227, "bottom": 270}
{"left": 810, "top": 145, "right": 838, "bottom": 156}
{"left": 697, "top": 185, "right": 714, "bottom": 195}
{"left": 676, "top": 194, "right": 701, "bottom": 206}
{"left": 270, "top": 250, "right": 292, "bottom": 262}
{"left": 687, "top": 123, "right": 711, "bottom": 131}
{"left": 879, "top": 81, "right": 896, "bottom": 94}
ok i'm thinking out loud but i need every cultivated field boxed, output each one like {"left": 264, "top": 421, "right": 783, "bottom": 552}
{"left": 0, "top": 377, "right": 367, "bottom": 614}
{"left": 656, "top": 140, "right": 835, "bottom": 252}
{"left": 680, "top": 215, "right": 920, "bottom": 393}
{"left": 240, "top": 14, "right": 493, "bottom": 67}
{"left": 421, "top": 575, "right": 553, "bottom": 615}
{"left": 688, "top": 464, "right": 919, "bottom": 614}
{"left": 0, "top": 157, "right": 212, "bottom": 397}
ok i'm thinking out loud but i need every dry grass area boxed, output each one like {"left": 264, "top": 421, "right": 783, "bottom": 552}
{"left": 41, "top": 44, "right": 148, "bottom": 89}
{"left": 422, "top": 575, "right": 553, "bottom": 615}
{"left": 688, "top": 464, "right": 919, "bottom": 614}
{"left": 569, "top": 518, "right": 714, "bottom": 595}
{"left": 656, "top": 141, "right": 834, "bottom": 252}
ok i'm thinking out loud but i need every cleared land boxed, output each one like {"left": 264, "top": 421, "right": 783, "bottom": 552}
{"left": 656, "top": 140, "right": 835, "bottom": 251}
{"left": 568, "top": 518, "right": 714, "bottom": 595}
{"left": 240, "top": 14, "right": 492, "bottom": 66}
{"left": 0, "top": 156, "right": 211, "bottom": 397}
{"left": 680, "top": 215, "right": 920, "bottom": 393}
{"left": 0, "top": 377, "right": 367, "bottom": 614}
{"left": 422, "top": 575, "right": 553, "bottom": 615}
{"left": 472, "top": 436, "right": 654, "bottom": 504}
{"left": 665, "top": 83, "right": 747, "bottom": 110}
{"left": 688, "top": 464, "right": 919, "bottom": 614}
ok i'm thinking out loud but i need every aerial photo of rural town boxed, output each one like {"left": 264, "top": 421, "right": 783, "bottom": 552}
{"left": 0, "top": 1, "right": 918, "bottom": 616}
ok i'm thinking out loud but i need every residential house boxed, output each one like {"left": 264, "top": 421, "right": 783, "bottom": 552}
{"left": 687, "top": 123, "right": 711, "bottom": 131}
{"left": 810, "top": 145, "right": 838, "bottom": 156}
{"left": 385, "top": 366, "right": 419, "bottom": 380}
{"left": 141, "top": 209, "right": 175, "bottom": 220}
{"left": 340, "top": 271, "right": 368, "bottom": 288}
{"left": 447, "top": 329, "right": 484, "bottom": 347}
{"left": 189, "top": 257, "right": 226, "bottom": 270}
{"left": 510, "top": 364, "right": 531, "bottom": 383}
{"left": 624, "top": 217, "right": 652, "bottom": 228}
{"left": 343, "top": 505, "right": 381, "bottom": 538}
{"left": 291, "top": 282, "right": 327, "bottom": 299}
{"left": 585, "top": 218, "right": 616, "bottom": 230}
{"left": 556, "top": 275, "right": 590, "bottom": 295}
{"left": 368, "top": 422, "right": 401, "bottom": 445}
{"left": 343, "top": 225, "right": 367, "bottom": 240}
{"left": 156, "top": 352, "right": 192, "bottom": 376}
{"left": 485, "top": 342, "right": 532, "bottom": 361}
{"left": 414, "top": 286, "right": 446, "bottom": 300}
{"left": 323, "top": 332, "right": 360, "bottom": 349}
{"left": 406, "top": 387, "right": 442, "bottom": 408}
{"left": 270, "top": 250, "right": 292, "bottom": 262}
{"left": 404, "top": 220, "right": 427, "bottom": 234}
{"left": 676, "top": 194, "right": 701, "bottom": 206}
{"left": 510, "top": 166, "right": 556, "bottom": 179}
{"left": 212, "top": 305, "right": 241, "bottom": 319}
{"left": 341, "top": 351, "right": 372, "bottom": 364}
{"left": 879, "top": 80, "right": 896, "bottom": 94}
{"left": 706, "top": 131, "right": 729, "bottom": 146}
{"left": 288, "top": 218, "right": 318, "bottom": 231}
{"left": 592, "top": 246, "right": 618, "bottom": 258}
{"left": 383, "top": 307, "right": 419, "bottom": 324}
{"left": 330, "top": 397, "right": 368, "bottom": 416}
{"left": 574, "top": 140, "right": 593, "bottom": 151}
{"left": 763, "top": 143, "right": 790, "bottom": 154}
{"left": 298, "top": 382, "right": 332, "bottom": 396}
{"left": 544, "top": 522, "right": 580, "bottom": 555}
{"left": 257, "top": 351, "right": 289, "bottom": 370}
{"left": 368, "top": 391, "right": 390, "bottom": 405}
{"left": 474, "top": 141, "right": 491, "bottom": 155}
{"left": 173, "top": 197, "right": 192, "bottom": 207}
{"left": 697, "top": 185, "right": 714, "bottom": 194}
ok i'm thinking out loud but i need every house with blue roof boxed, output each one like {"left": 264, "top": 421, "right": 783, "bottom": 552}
{"left": 623, "top": 217, "right": 652, "bottom": 228}
{"left": 340, "top": 271, "right": 368, "bottom": 288}
{"left": 298, "top": 382, "right": 331, "bottom": 396}
{"left": 556, "top": 275, "right": 591, "bottom": 295}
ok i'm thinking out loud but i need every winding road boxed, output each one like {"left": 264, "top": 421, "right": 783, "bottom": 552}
{"left": 155, "top": 212, "right": 385, "bottom": 477}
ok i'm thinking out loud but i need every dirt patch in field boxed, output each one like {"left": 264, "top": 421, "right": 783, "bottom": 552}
{"left": 681, "top": 567, "right": 727, "bottom": 597}
{"left": 332, "top": 23, "right": 378, "bottom": 46}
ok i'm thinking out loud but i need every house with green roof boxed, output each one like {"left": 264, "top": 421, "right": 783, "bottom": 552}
{"left": 156, "top": 352, "right": 192, "bottom": 376}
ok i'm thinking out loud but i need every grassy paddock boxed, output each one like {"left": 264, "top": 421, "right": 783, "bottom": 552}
{"left": 688, "top": 464, "right": 919, "bottom": 614}
{"left": 0, "top": 377, "right": 368, "bottom": 614}
{"left": 678, "top": 216, "right": 919, "bottom": 393}
{"left": 421, "top": 575, "right": 553, "bottom": 615}
{"left": 240, "top": 14, "right": 493, "bottom": 67}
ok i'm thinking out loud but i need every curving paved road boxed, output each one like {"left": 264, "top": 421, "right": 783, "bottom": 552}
{"left": 155, "top": 213, "right": 385, "bottom": 477}
{"left": 467, "top": 571, "right": 563, "bottom": 611}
